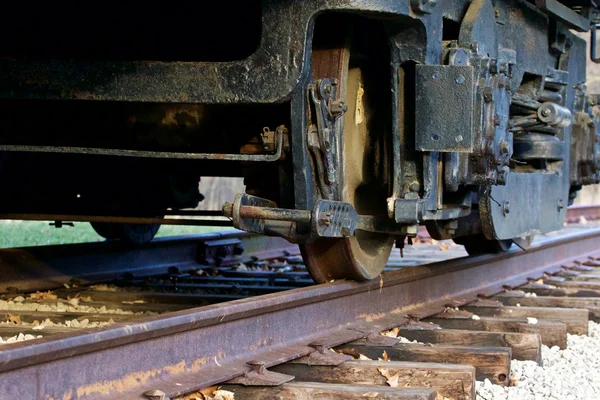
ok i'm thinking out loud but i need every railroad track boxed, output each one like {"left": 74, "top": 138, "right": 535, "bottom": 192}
{"left": 0, "top": 208, "right": 599, "bottom": 399}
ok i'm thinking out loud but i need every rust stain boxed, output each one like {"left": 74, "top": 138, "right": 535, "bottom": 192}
{"left": 69, "top": 357, "right": 209, "bottom": 398}
{"left": 357, "top": 312, "right": 386, "bottom": 322}
{"left": 192, "top": 357, "right": 208, "bottom": 369}
{"left": 163, "top": 360, "right": 187, "bottom": 375}
{"left": 159, "top": 105, "right": 204, "bottom": 129}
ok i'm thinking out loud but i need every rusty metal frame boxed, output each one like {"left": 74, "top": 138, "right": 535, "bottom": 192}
{"left": 0, "top": 1, "right": 411, "bottom": 104}
{"left": 0, "top": 227, "right": 599, "bottom": 399}
{"left": 0, "top": 127, "right": 284, "bottom": 161}
{"left": 0, "top": 213, "right": 234, "bottom": 227}
{"left": 535, "top": 0, "right": 591, "bottom": 32}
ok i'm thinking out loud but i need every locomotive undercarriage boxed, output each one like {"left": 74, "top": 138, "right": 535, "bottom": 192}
{"left": 1, "top": 0, "right": 600, "bottom": 281}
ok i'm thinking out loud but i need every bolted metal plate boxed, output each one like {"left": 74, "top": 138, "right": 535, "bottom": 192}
{"left": 312, "top": 200, "right": 358, "bottom": 238}
{"left": 415, "top": 65, "right": 474, "bottom": 152}
{"left": 480, "top": 171, "right": 568, "bottom": 240}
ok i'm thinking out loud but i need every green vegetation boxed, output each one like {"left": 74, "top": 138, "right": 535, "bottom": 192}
{"left": 0, "top": 220, "right": 226, "bottom": 248}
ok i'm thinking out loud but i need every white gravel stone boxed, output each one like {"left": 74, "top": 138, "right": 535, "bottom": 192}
{"left": 476, "top": 321, "right": 600, "bottom": 399}
{"left": 0, "top": 299, "right": 153, "bottom": 316}
{"left": 397, "top": 336, "right": 423, "bottom": 344}
{"left": 0, "top": 333, "right": 42, "bottom": 345}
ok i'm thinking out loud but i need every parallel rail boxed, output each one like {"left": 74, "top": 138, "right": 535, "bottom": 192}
{"left": 0, "top": 222, "right": 599, "bottom": 398}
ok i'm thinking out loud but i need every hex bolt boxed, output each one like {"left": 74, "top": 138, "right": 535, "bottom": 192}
{"left": 483, "top": 87, "right": 493, "bottom": 103}
{"left": 499, "top": 140, "right": 510, "bottom": 154}
{"left": 503, "top": 201, "right": 510, "bottom": 216}
{"left": 493, "top": 114, "right": 501, "bottom": 126}
{"left": 409, "top": 182, "right": 420, "bottom": 192}
{"left": 541, "top": 108, "right": 551, "bottom": 117}
{"left": 143, "top": 390, "right": 166, "bottom": 400}
{"left": 318, "top": 211, "right": 332, "bottom": 226}
{"left": 247, "top": 360, "right": 267, "bottom": 375}
{"left": 456, "top": 75, "right": 465, "bottom": 84}
{"left": 222, "top": 202, "right": 234, "bottom": 218}
{"left": 309, "top": 342, "right": 328, "bottom": 354}
{"left": 329, "top": 100, "right": 348, "bottom": 117}
{"left": 497, "top": 168, "right": 508, "bottom": 185}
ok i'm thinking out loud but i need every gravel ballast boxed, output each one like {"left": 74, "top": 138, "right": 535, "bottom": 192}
{"left": 476, "top": 321, "right": 600, "bottom": 399}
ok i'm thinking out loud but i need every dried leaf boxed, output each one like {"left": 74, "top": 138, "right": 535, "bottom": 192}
{"left": 386, "top": 370, "right": 403, "bottom": 387}
{"left": 362, "top": 393, "right": 379, "bottom": 398}
{"left": 380, "top": 327, "right": 399, "bottom": 338}
{"left": 7, "top": 313, "right": 21, "bottom": 325}
{"left": 380, "top": 351, "right": 390, "bottom": 362}
{"left": 377, "top": 366, "right": 391, "bottom": 379}
{"left": 439, "top": 244, "right": 449, "bottom": 251}
{"left": 173, "top": 392, "right": 204, "bottom": 400}
{"left": 212, "top": 390, "right": 235, "bottom": 400}
{"left": 27, "top": 291, "right": 57, "bottom": 301}
{"left": 335, "top": 348, "right": 371, "bottom": 360}
{"left": 68, "top": 298, "right": 80, "bottom": 306}
{"left": 379, "top": 275, "right": 384, "bottom": 293}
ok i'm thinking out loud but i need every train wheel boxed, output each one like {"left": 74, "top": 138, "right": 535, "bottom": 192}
{"left": 91, "top": 222, "right": 160, "bottom": 245}
{"left": 300, "top": 30, "right": 394, "bottom": 283}
{"left": 454, "top": 234, "right": 513, "bottom": 256}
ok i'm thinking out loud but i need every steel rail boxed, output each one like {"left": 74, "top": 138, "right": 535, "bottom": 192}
{"left": 564, "top": 203, "right": 600, "bottom": 222}
{"left": 0, "top": 230, "right": 295, "bottom": 294}
{"left": 0, "top": 226, "right": 599, "bottom": 399}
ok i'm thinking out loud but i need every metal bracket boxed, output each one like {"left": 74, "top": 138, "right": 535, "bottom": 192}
{"left": 226, "top": 360, "right": 294, "bottom": 386}
{"left": 197, "top": 238, "right": 244, "bottom": 266}
{"left": 394, "top": 198, "right": 471, "bottom": 224}
{"left": 289, "top": 342, "right": 352, "bottom": 366}
{"left": 308, "top": 79, "right": 347, "bottom": 198}
{"left": 230, "top": 193, "right": 278, "bottom": 235}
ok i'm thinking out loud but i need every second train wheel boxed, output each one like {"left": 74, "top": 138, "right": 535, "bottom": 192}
{"left": 91, "top": 221, "right": 161, "bottom": 245}
{"left": 300, "top": 29, "right": 394, "bottom": 283}
{"left": 453, "top": 234, "right": 513, "bottom": 256}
